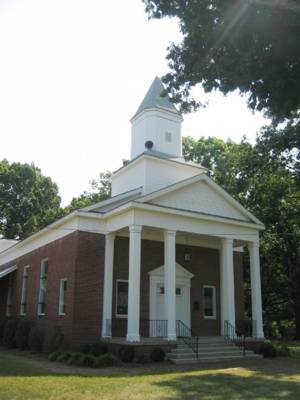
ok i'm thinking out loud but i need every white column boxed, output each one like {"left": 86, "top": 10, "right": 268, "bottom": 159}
{"left": 101, "top": 233, "right": 115, "bottom": 339}
{"left": 164, "top": 229, "right": 177, "bottom": 341}
{"left": 220, "top": 238, "right": 236, "bottom": 335}
{"left": 126, "top": 225, "right": 142, "bottom": 342}
{"left": 249, "top": 241, "right": 264, "bottom": 338}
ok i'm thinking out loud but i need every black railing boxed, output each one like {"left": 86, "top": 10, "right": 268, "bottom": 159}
{"left": 104, "top": 318, "right": 168, "bottom": 338}
{"left": 141, "top": 319, "right": 168, "bottom": 338}
{"left": 223, "top": 320, "right": 256, "bottom": 356}
{"left": 176, "top": 320, "right": 199, "bottom": 359}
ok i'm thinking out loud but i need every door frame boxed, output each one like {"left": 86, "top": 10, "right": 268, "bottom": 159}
{"left": 149, "top": 263, "right": 194, "bottom": 334}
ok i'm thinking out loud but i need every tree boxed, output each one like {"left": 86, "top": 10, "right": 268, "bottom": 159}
{"left": 183, "top": 136, "right": 300, "bottom": 338}
{"left": 143, "top": 0, "right": 300, "bottom": 121}
{"left": 0, "top": 160, "right": 61, "bottom": 240}
{"left": 65, "top": 171, "right": 112, "bottom": 213}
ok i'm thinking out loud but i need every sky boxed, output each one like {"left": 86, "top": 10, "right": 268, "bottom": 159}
{"left": 0, "top": 0, "right": 269, "bottom": 206}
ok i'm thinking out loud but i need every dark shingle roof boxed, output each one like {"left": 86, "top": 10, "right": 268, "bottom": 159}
{"left": 132, "top": 77, "right": 179, "bottom": 119}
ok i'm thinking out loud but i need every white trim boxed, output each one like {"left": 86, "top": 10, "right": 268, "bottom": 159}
{"left": 0, "top": 265, "right": 17, "bottom": 279}
{"left": 20, "top": 265, "right": 30, "bottom": 316}
{"left": 203, "top": 285, "right": 217, "bottom": 320}
{"left": 137, "top": 173, "right": 263, "bottom": 226}
{"left": 37, "top": 258, "right": 48, "bottom": 316}
{"left": 115, "top": 279, "right": 128, "bottom": 319}
{"left": 81, "top": 187, "right": 142, "bottom": 212}
{"left": 58, "top": 278, "right": 67, "bottom": 316}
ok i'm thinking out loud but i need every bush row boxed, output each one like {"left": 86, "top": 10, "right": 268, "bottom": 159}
{"left": 259, "top": 340, "right": 290, "bottom": 358}
{"left": 0, "top": 316, "right": 64, "bottom": 353}
{"left": 48, "top": 345, "right": 165, "bottom": 367}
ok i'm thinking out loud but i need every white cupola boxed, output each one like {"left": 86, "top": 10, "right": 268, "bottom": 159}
{"left": 111, "top": 77, "right": 206, "bottom": 197}
{"left": 130, "top": 77, "right": 183, "bottom": 159}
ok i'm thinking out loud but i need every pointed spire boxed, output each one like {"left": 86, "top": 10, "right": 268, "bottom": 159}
{"left": 132, "top": 77, "right": 179, "bottom": 119}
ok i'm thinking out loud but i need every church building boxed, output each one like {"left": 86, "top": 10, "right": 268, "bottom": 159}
{"left": 0, "top": 78, "right": 265, "bottom": 358}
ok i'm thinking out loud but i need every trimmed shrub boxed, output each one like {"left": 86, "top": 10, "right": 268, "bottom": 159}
{"left": 79, "top": 343, "right": 91, "bottom": 354}
{"left": 28, "top": 326, "right": 45, "bottom": 352}
{"left": 118, "top": 345, "right": 135, "bottom": 363}
{"left": 260, "top": 341, "right": 277, "bottom": 358}
{"left": 275, "top": 342, "right": 290, "bottom": 356}
{"left": 0, "top": 316, "right": 10, "bottom": 344}
{"left": 3, "top": 317, "right": 20, "bottom": 347}
{"left": 136, "top": 354, "right": 149, "bottom": 364}
{"left": 15, "top": 318, "right": 35, "bottom": 350}
{"left": 48, "top": 351, "right": 62, "bottom": 362}
{"left": 79, "top": 354, "right": 97, "bottom": 367}
{"left": 150, "top": 347, "right": 165, "bottom": 362}
{"left": 90, "top": 342, "right": 108, "bottom": 357}
{"left": 43, "top": 326, "right": 64, "bottom": 353}
{"left": 56, "top": 352, "right": 72, "bottom": 363}
{"left": 93, "top": 353, "right": 119, "bottom": 368}
{"left": 67, "top": 352, "right": 85, "bottom": 366}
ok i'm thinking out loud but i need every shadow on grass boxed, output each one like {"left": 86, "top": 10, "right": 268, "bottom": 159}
{"left": 152, "top": 369, "right": 300, "bottom": 400}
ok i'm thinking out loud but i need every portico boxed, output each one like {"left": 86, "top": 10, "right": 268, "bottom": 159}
{"left": 101, "top": 213, "right": 264, "bottom": 343}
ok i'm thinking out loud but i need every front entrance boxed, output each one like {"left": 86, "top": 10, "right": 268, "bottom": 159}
{"left": 149, "top": 263, "right": 194, "bottom": 337}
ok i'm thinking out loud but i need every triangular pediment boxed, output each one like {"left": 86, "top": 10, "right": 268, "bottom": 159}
{"left": 138, "top": 174, "right": 262, "bottom": 225}
{"left": 149, "top": 263, "right": 194, "bottom": 279}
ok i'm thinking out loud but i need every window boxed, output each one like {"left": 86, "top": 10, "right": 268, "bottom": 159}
{"left": 157, "top": 285, "right": 182, "bottom": 296}
{"left": 38, "top": 259, "right": 48, "bottom": 315}
{"left": 116, "top": 280, "right": 128, "bottom": 317}
{"left": 165, "top": 131, "right": 172, "bottom": 142}
{"left": 59, "top": 279, "right": 67, "bottom": 315}
{"left": 203, "top": 286, "right": 216, "bottom": 319}
{"left": 6, "top": 274, "right": 13, "bottom": 317}
{"left": 20, "top": 266, "right": 30, "bottom": 315}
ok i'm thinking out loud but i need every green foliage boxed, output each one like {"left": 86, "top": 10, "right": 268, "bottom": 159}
{"left": 67, "top": 352, "right": 85, "bottom": 365}
{"left": 89, "top": 342, "right": 108, "bottom": 357}
{"left": 48, "top": 351, "right": 62, "bottom": 362}
{"left": 43, "top": 326, "right": 64, "bottom": 354}
{"left": 3, "top": 317, "right": 20, "bottom": 347}
{"left": 0, "top": 160, "right": 62, "bottom": 239}
{"left": 150, "top": 347, "right": 165, "bottom": 362}
{"left": 143, "top": 0, "right": 300, "bottom": 121}
{"left": 56, "top": 352, "right": 72, "bottom": 363}
{"left": 183, "top": 135, "right": 300, "bottom": 338}
{"left": 28, "top": 326, "right": 45, "bottom": 353}
{"left": 0, "top": 316, "right": 10, "bottom": 344}
{"left": 93, "top": 353, "right": 119, "bottom": 368}
{"left": 260, "top": 341, "right": 277, "bottom": 358}
{"left": 65, "top": 171, "right": 112, "bottom": 213}
{"left": 15, "top": 318, "right": 35, "bottom": 350}
{"left": 136, "top": 354, "right": 150, "bottom": 364}
{"left": 118, "top": 345, "right": 135, "bottom": 363}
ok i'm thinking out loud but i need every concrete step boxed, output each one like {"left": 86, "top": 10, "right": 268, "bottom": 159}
{"left": 170, "top": 354, "right": 263, "bottom": 365}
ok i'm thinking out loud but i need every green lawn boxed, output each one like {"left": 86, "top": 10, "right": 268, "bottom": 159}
{"left": 0, "top": 350, "right": 299, "bottom": 400}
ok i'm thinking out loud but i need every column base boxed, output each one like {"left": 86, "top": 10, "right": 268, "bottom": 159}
{"left": 167, "top": 333, "right": 177, "bottom": 341}
{"left": 126, "top": 333, "right": 140, "bottom": 342}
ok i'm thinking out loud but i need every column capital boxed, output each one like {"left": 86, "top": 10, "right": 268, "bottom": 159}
{"left": 105, "top": 232, "right": 115, "bottom": 241}
{"left": 248, "top": 241, "right": 260, "bottom": 249}
{"left": 129, "top": 225, "right": 142, "bottom": 234}
{"left": 221, "top": 237, "right": 234, "bottom": 246}
{"left": 164, "top": 229, "right": 176, "bottom": 237}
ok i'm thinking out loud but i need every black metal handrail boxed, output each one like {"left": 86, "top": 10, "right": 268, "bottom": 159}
{"left": 176, "top": 320, "right": 200, "bottom": 359}
{"left": 224, "top": 320, "right": 250, "bottom": 356}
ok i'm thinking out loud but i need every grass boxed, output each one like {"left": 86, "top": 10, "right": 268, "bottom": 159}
{"left": 0, "top": 349, "right": 299, "bottom": 400}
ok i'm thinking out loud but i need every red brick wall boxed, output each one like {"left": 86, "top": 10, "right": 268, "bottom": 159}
{"left": 112, "top": 237, "right": 245, "bottom": 337}
{"left": 71, "top": 231, "right": 105, "bottom": 347}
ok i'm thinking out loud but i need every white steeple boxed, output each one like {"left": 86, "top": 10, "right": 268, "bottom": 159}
{"left": 130, "top": 77, "right": 183, "bottom": 160}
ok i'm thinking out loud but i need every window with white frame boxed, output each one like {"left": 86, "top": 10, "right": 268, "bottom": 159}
{"left": 20, "top": 266, "right": 30, "bottom": 315}
{"left": 58, "top": 279, "right": 67, "bottom": 315}
{"left": 116, "top": 280, "right": 128, "bottom": 317}
{"left": 6, "top": 274, "right": 13, "bottom": 317}
{"left": 38, "top": 259, "right": 48, "bottom": 315}
{"left": 203, "top": 286, "right": 216, "bottom": 319}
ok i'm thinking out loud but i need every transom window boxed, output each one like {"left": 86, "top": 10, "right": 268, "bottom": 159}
{"left": 157, "top": 285, "right": 182, "bottom": 296}
{"left": 20, "top": 266, "right": 30, "bottom": 315}
{"left": 116, "top": 280, "right": 128, "bottom": 317}
{"left": 203, "top": 286, "right": 216, "bottom": 319}
{"left": 38, "top": 259, "right": 48, "bottom": 315}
